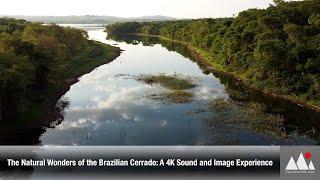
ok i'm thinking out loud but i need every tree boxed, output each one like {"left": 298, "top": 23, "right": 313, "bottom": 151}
{"left": 105, "top": 0, "right": 320, "bottom": 104}
{"left": 0, "top": 18, "right": 92, "bottom": 121}
{"left": 273, "top": 0, "right": 285, "bottom": 6}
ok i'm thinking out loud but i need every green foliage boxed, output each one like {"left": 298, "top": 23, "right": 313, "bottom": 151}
{"left": 0, "top": 18, "right": 91, "bottom": 119}
{"left": 106, "top": 0, "right": 320, "bottom": 105}
{"left": 137, "top": 74, "right": 196, "bottom": 90}
{"left": 273, "top": 0, "right": 285, "bottom": 7}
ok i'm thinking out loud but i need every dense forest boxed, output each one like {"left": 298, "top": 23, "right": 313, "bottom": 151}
{"left": 0, "top": 18, "right": 118, "bottom": 121}
{"left": 106, "top": 0, "right": 320, "bottom": 107}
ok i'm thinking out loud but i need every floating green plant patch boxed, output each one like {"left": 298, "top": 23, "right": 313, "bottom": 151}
{"left": 209, "top": 98, "right": 286, "bottom": 138}
{"left": 137, "top": 74, "right": 196, "bottom": 90}
{"left": 147, "top": 90, "right": 194, "bottom": 104}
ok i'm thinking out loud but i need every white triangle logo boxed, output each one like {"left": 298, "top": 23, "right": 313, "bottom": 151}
{"left": 309, "top": 161, "right": 315, "bottom": 171}
{"left": 286, "top": 157, "right": 298, "bottom": 170}
{"left": 285, "top": 152, "right": 316, "bottom": 172}
{"left": 296, "top": 153, "right": 309, "bottom": 170}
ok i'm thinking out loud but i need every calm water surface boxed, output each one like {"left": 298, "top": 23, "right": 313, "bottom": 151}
{"left": 39, "top": 25, "right": 319, "bottom": 145}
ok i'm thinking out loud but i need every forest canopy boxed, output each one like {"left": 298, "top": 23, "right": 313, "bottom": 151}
{"left": 0, "top": 18, "right": 94, "bottom": 120}
{"left": 106, "top": 0, "right": 320, "bottom": 106}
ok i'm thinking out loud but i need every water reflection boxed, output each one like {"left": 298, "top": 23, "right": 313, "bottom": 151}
{"left": 0, "top": 98, "right": 70, "bottom": 145}
{"left": 108, "top": 33, "right": 320, "bottom": 144}
{"left": 39, "top": 27, "right": 319, "bottom": 145}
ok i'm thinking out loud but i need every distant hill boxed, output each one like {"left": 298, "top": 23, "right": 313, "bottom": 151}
{"left": 128, "top": 15, "right": 176, "bottom": 21}
{"left": 0, "top": 15, "right": 176, "bottom": 24}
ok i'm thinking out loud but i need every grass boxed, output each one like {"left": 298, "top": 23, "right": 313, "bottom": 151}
{"left": 191, "top": 47, "right": 227, "bottom": 72}
{"left": 137, "top": 74, "right": 196, "bottom": 90}
{"left": 138, "top": 74, "right": 196, "bottom": 104}
{"left": 164, "top": 90, "right": 194, "bottom": 103}
{"left": 209, "top": 98, "right": 286, "bottom": 138}
{"left": 62, "top": 41, "right": 119, "bottom": 79}
{"left": 148, "top": 90, "right": 194, "bottom": 104}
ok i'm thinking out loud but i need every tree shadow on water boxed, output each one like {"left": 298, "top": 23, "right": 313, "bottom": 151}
{"left": 0, "top": 98, "right": 70, "bottom": 145}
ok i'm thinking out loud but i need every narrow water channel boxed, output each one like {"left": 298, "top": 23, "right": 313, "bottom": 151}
{"left": 35, "top": 25, "right": 319, "bottom": 145}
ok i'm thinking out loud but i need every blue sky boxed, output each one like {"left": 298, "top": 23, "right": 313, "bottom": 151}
{"left": 1, "top": 0, "right": 274, "bottom": 18}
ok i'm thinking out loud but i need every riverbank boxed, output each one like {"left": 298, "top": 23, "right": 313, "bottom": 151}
{"left": 0, "top": 41, "right": 121, "bottom": 138}
{"left": 126, "top": 33, "right": 320, "bottom": 114}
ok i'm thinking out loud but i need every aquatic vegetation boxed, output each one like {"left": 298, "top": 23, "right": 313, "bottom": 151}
{"left": 209, "top": 98, "right": 286, "bottom": 138}
{"left": 147, "top": 90, "right": 194, "bottom": 104}
{"left": 137, "top": 74, "right": 196, "bottom": 90}
{"left": 106, "top": 0, "right": 320, "bottom": 107}
{"left": 138, "top": 74, "right": 196, "bottom": 104}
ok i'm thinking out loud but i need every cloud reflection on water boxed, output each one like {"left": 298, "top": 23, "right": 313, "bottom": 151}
{"left": 40, "top": 27, "right": 234, "bottom": 145}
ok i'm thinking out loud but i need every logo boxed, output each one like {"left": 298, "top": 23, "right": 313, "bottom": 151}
{"left": 285, "top": 152, "right": 315, "bottom": 174}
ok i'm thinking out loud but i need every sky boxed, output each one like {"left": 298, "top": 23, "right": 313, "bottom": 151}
{"left": 0, "top": 0, "right": 274, "bottom": 18}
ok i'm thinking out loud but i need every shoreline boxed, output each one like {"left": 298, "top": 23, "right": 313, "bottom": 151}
{"left": 30, "top": 42, "right": 122, "bottom": 128}
{"left": 126, "top": 33, "right": 320, "bottom": 114}
{"left": 0, "top": 41, "right": 122, "bottom": 142}
{"left": 37, "top": 44, "right": 122, "bottom": 128}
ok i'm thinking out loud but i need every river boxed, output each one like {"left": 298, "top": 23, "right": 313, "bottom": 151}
{"left": 2, "top": 25, "right": 319, "bottom": 145}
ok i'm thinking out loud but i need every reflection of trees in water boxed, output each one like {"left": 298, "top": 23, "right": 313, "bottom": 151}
{"left": 0, "top": 98, "right": 70, "bottom": 145}
{"left": 209, "top": 98, "right": 286, "bottom": 141}
{"left": 108, "top": 34, "right": 194, "bottom": 60}
{"left": 215, "top": 75, "right": 320, "bottom": 144}
{"left": 49, "top": 98, "right": 70, "bottom": 128}
{"left": 0, "top": 146, "right": 49, "bottom": 179}
{"left": 110, "top": 34, "right": 320, "bottom": 144}
{"left": 0, "top": 157, "right": 34, "bottom": 179}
